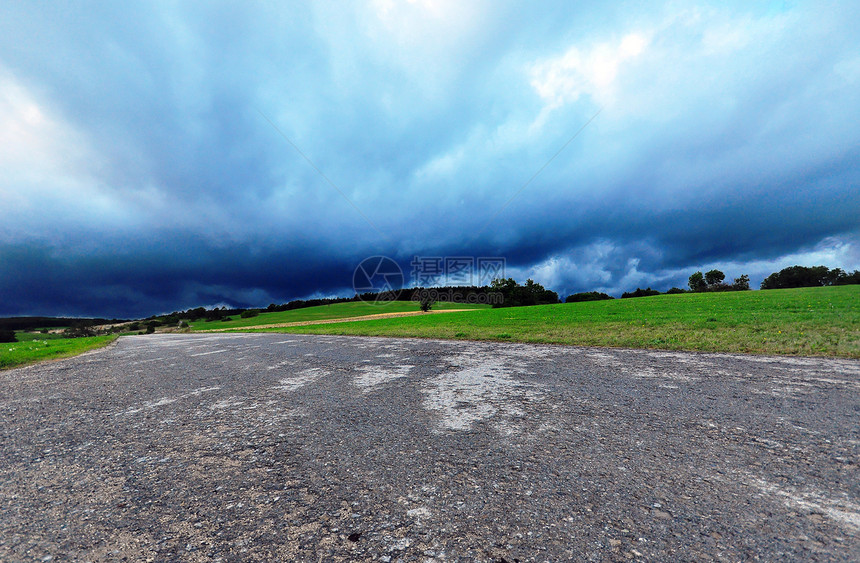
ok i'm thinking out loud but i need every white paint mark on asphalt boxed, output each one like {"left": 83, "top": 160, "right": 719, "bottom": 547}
{"left": 267, "top": 359, "right": 299, "bottom": 371}
{"left": 744, "top": 474, "right": 860, "bottom": 533}
{"left": 587, "top": 351, "right": 701, "bottom": 383}
{"left": 406, "top": 506, "right": 431, "bottom": 526}
{"left": 210, "top": 398, "right": 245, "bottom": 410}
{"left": 130, "top": 357, "right": 166, "bottom": 364}
{"left": 114, "top": 386, "right": 221, "bottom": 416}
{"left": 354, "top": 365, "right": 413, "bottom": 391}
{"left": 190, "top": 349, "right": 227, "bottom": 357}
{"left": 147, "top": 397, "right": 177, "bottom": 408}
{"left": 276, "top": 368, "right": 327, "bottom": 392}
{"left": 422, "top": 352, "right": 544, "bottom": 432}
{"left": 634, "top": 366, "right": 700, "bottom": 383}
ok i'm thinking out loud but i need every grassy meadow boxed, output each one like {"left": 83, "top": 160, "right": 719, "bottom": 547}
{"left": 231, "top": 286, "right": 859, "bottom": 358}
{"left": 0, "top": 332, "right": 118, "bottom": 370}
{"left": 2, "top": 286, "right": 856, "bottom": 369}
{"left": 190, "top": 300, "right": 488, "bottom": 330}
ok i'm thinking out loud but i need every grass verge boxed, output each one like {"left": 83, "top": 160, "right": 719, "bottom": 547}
{"left": 0, "top": 334, "right": 118, "bottom": 370}
{"left": 234, "top": 286, "right": 859, "bottom": 358}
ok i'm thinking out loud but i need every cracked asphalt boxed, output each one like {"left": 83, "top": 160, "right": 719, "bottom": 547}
{"left": 1, "top": 333, "right": 858, "bottom": 562}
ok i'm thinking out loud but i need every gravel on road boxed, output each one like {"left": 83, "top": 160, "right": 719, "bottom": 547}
{"left": 1, "top": 334, "right": 858, "bottom": 562}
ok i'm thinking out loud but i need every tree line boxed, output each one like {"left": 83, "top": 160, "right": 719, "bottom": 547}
{"left": 585, "top": 264, "right": 858, "bottom": 302}
{"left": 760, "top": 265, "right": 860, "bottom": 289}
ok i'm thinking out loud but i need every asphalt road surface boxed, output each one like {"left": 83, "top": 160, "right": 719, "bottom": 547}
{"left": 1, "top": 334, "right": 858, "bottom": 562}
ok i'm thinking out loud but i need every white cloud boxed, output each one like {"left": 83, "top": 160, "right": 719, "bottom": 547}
{"left": 0, "top": 66, "right": 131, "bottom": 235}
{"left": 529, "top": 31, "right": 651, "bottom": 112}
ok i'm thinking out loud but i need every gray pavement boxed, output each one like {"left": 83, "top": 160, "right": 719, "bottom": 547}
{"left": 1, "top": 334, "right": 858, "bottom": 562}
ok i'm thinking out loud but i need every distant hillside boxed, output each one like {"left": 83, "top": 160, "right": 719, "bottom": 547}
{"left": 0, "top": 317, "right": 128, "bottom": 331}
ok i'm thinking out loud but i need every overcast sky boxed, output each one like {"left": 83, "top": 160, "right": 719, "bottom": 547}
{"left": 1, "top": 1, "right": 859, "bottom": 317}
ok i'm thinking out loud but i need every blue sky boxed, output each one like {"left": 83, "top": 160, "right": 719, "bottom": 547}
{"left": 1, "top": 1, "right": 858, "bottom": 317}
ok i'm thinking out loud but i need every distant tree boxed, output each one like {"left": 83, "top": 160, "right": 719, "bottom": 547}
{"left": 162, "top": 314, "right": 179, "bottom": 325}
{"left": 205, "top": 308, "right": 225, "bottom": 321}
{"left": 0, "top": 330, "right": 17, "bottom": 343}
{"left": 419, "top": 296, "right": 435, "bottom": 312}
{"left": 186, "top": 307, "right": 206, "bottom": 321}
{"left": 705, "top": 269, "right": 725, "bottom": 286}
{"left": 834, "top": 269, "right": 860, "bottom": 285}
{"left": 621, "top": 287, "right": 661, "bottom": 298}
{"left": 665, "top": 287, "right": 687, "bottom": 294}
{"left": 145, "top": 322, "right": 156, "bottom": 334}
{"left": 688, "top": 272, "right": 707, "bottom": 292}
{"left": 565, "top": 292, "right": 614, "bottom": 303}
{"left": 732, "top": 274, "right": 750, "bottom": 291}
{"left": 240, "top": 309, "right": 260, "bottom": 318}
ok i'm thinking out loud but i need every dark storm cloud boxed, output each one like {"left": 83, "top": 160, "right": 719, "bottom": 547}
{"left": 1, "top": 1, "right": 858, "bottom": 316}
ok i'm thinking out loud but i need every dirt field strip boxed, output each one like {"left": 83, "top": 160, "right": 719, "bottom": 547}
{"left": 199, "top": 308, "right": 476, "bottom": 331}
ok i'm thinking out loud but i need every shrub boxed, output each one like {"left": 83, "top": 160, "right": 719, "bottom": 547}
{"left": 63, "top": 324, "right": 96, "bottom": 338}
{"left": 145, "top": 323, "right": 156, "bottom": 334}
{"left": 665, "top": 287, "right": 687, "bottom": 294}
{"left": 419, "top": 297, "right": 435, "bottom": 312}
{"left": 0, "top": 330, "right": 17, "bottom": 343}
{"left": 240, "top": 309, "right": 260, "bottom": 318}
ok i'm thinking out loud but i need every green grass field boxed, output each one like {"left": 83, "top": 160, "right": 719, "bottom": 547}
{"left": 190, "top": 300, "right": 488, "bottom": 330}
{"left": 0, "top": 333, "right": 118, "bottom": 370}
{"left": 230, "top": 286, "right": 859, "bottom": 358}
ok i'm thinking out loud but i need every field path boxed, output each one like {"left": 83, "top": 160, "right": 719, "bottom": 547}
{"left": 1, "top": 334, "right": 858, "bottom": 561}
{"left": 200, "top": 308, "right": 475, "bottom": 331}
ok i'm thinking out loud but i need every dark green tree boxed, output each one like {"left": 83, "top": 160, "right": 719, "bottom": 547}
{"left": 688, "top": 271, "right": 706, "bottom": 292}
{"left": 705, "top": 269, "right": 725, "bottom": 286}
